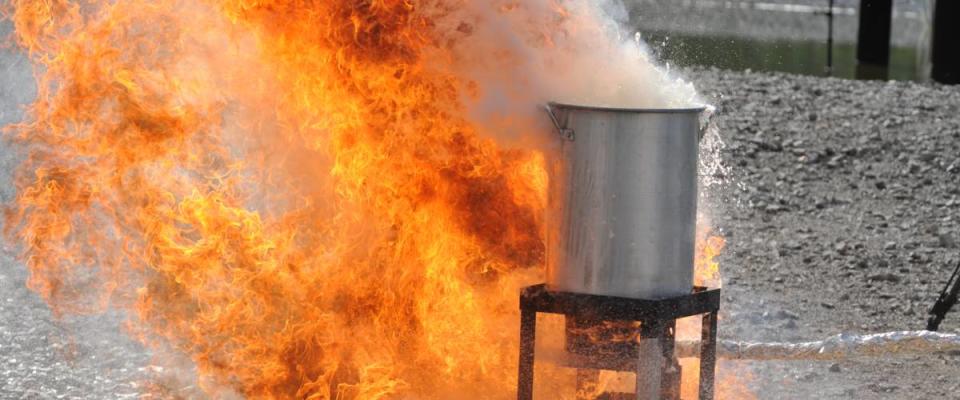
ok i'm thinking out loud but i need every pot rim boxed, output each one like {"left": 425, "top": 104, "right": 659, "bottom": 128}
{"left": 548, "top": 101, "right": 707, "bottom": 114}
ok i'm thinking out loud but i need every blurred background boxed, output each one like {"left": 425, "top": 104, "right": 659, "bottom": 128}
{"left": 627, "top": 0, "right": 953, "bottom": 83}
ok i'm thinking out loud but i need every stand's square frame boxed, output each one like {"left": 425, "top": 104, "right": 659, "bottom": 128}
{"left": 517, "top": 284, "right": 721, "bottom": 400}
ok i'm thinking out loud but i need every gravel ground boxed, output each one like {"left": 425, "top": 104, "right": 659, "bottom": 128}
{"left": 3, "top": 29, "right": 960, "bottom": 399}
{"left": 690, "top": 66, "right": 960, "bottom": 399}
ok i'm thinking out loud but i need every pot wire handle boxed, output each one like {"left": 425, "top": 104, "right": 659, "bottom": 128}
{"left": 544, "top": 103, "right": 574, "bottom": 141}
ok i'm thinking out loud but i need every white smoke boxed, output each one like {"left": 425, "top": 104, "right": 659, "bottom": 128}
{"left": 425, "top": 0, "right": 702, "bottom": 131}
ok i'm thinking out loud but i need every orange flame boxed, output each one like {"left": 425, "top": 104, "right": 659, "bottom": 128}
{"left": 695, "top": 224, "right": 726, "bottom": 288}
{"left": 678, "top": 225, "right": 755, "bottom": 400}
{"left": 3, "top": 1, "right": 750, "bottom": 398}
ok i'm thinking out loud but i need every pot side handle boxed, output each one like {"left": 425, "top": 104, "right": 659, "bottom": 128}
{"left": 544, "top": 103, "right": 575, "bottom": 141}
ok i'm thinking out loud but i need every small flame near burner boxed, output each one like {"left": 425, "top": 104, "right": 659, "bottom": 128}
{"left": 4, "top": 0, "right": 749, "bottom": 398}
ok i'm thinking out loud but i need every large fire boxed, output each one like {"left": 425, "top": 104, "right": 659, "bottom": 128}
{"left": 3, "top": 0, "right": 742, "bottom": 398}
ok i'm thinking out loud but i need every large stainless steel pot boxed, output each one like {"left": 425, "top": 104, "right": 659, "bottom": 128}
{"left": 545, "top": 102, "right": 706, "bottom": 300}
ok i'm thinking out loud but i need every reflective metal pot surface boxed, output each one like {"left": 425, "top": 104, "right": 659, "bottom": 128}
{"left": 545, "top": 102, "right": 704, "bottom": 299}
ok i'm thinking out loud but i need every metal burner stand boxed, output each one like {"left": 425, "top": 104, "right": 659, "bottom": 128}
{"left": 517, "top": 284, "right": 721, "bottom": 400}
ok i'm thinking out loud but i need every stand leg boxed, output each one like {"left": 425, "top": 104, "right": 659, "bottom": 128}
{"left": 698, "top": 311, "right": 718, "bottom": 400}
{"left": 660, "top": 321, "right": 681, "bottom": 400}
{"left": 518, "top": 307, "right": 537, "bottom": 400}
{"left": 636, "top": 321, "right": 664, "bottom": 400}
{"left": 575, "top": 369, "right": 601, "bottom": 400}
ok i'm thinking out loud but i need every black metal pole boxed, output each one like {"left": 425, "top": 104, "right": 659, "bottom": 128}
{"left": 856, "top": 0, "right": 893, "bottom": 79}
{"left": 932, "top": 0, "right": 960, "bottom": 84}
{"left": 927, "top": 259, "right": 960, "bottom": 331}
{"left": 826, "top": 0, "right": 835, "bottom": 75}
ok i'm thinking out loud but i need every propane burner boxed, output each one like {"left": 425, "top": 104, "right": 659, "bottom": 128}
{"left": 516, "top": 284, "right": 720, "bottom": 400}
